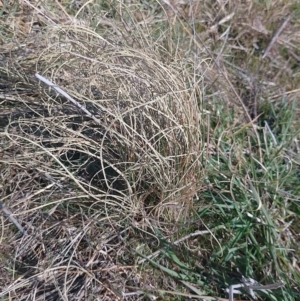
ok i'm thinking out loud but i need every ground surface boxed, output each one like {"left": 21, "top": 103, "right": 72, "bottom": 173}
{"left": 0, "top": 1, "right": 300, "bottom": 300}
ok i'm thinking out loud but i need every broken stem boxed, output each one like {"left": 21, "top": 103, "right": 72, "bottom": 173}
{"left": 35, "top": 73, "right": 102, "bottom": 125}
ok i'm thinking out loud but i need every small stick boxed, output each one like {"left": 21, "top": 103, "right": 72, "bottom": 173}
{"left": 264, "top": 121, "right": 278, "bottom": 146}
{"left": 228, "top": 278, "right": 285, "bottom": 301}
{"left": 35, "top": 73, "right": 102, "bottom": 125}
{"left": 246, "top": 281, "right": 285, "bottom": 290}
{"left": 0, "top": 202, "right": 27, "bottom": 235}
{"left": 262, "top": 15, "right": 291, "bottom": 59}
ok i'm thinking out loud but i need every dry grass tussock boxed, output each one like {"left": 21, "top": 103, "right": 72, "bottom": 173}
{"left": 1, "top": 0, "right": 300, "bottom": 300}
{"left": 0, "top": 1, "right": 206, "bottom": 300}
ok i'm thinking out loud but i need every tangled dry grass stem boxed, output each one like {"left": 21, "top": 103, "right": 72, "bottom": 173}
{"left": 0, "top": 2, "right": 207, "bottom": 299}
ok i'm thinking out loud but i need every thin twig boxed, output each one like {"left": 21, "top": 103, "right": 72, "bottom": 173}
{"left": 35, "top": 73, "right": 102, "bottom": 125}
{"left": 22, "top": 0, "right": 56, "bottom": 24}
{"left": 262, "top": 15, "right": 291, "bottom": 59}
{"left": 264, "top": 121, "right": 278, "bottom": 146}
{"left": 228, "top": 278, "right": 285, "bottom": 301}
{"left": 247, "top": 281, "right": 285, "bottom": 290}
{"left": 0, "top": 202, "right": 27, "bottom": 235}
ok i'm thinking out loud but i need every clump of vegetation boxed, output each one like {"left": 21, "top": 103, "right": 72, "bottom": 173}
{"left": 0, "top": 1, "right": 300, "bottom": 300}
